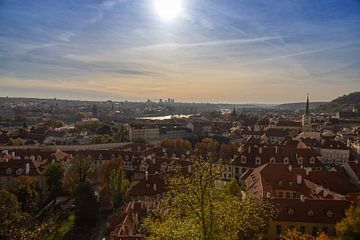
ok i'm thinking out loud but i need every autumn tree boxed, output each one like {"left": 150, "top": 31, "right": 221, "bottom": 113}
{"left": 98, "top": 157, "right": 123, "bottom": 191}
{"left": 219, "top": 143, "right": 235, "bottom": 159}
{"left": 14, "top": 184, "right": 40, "bottom": 212}
{"left": 44, "top": 162, "right": 64, "bottom": 200}
{"left": 141, "top": 160, "right": 277, "bottom": 240}
{"left": 336, "top": 205, "right": 360, "bottom": 240}
{"left": 63, "top": 154, "right": 95, "bottom": 194}
{"left": 224, "top": 178, "right": 242, "bottom": 196}
{"left": 195, "top": 138, "right": 219, "bottom": 156}
{"left": 281, "top": 229, "right": 333, "bottom": 240}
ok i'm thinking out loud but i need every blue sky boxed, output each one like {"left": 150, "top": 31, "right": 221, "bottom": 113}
{"left": 0, "top": 0, "right": 359, "bottom": 103}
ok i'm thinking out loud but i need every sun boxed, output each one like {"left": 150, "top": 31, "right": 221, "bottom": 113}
{"left": 154, "top": 0, "right": 183, "bottom": 20}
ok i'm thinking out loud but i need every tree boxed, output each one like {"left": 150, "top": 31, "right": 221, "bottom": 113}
{"left": 195, "top": 138, "right": 219, "bottom": 156}
{"left": 14, "top": 184, "right": 40, "bottom": 212}
{"left": 44, "top": 162, "right": 64, "bottom": 200}
{"left": 141, "top": 160, "right": 277, "bottom": 240}
{"left": 74, "top": 181, "right": 98, "bottom": 227}
{"left": 134, "top": 136, "right": 147, "bottom": 144}
{"left": 7, "top": 137, "right": 23, "bottom": 146}
{"left": 109, "top": 168, "right": 129, "bottom": 210}
{"left": 98, "top": 157, "right": 123, "bottom": 192}
{"left": 281, "top": 229, "right": 333, "bottom": 240}
{"left": 224, "top": 178, "right": 242, "bottom": 196}
{"left": 96, "top": 124, "right": 113, "bottom": 136}
{"left": 336, "top": 205, "right": 360, "bottom": 240}
{"left": 45, "top": 119, "right": 65, "bottom": 128}
{"left": 63, "top": 155, "right": 95, "bottom": 194}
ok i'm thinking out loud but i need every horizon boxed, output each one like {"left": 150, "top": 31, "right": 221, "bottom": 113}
{"left": 1, "top": 0, "right": 359, "bottom": 102}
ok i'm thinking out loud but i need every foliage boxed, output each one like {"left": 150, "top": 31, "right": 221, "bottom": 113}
{"left": 0, "top": 190, "right": 58, "bottom": 240}
{"left": 7, "top": 137, "right": 23, "bottom": 146}
{"left": 14, "top": 184, "right": 40, "bottom": 212}
{"left": 195, "top": 138, "right": 219, "bottom": 156}
{"left": 45, "top": 162, "right": 64, "bottom": 200}
{"left": 317, "top": 92, "right": 360, "bottom": 113}
{"left": 109, "top": 168, "right": 129, "bottom": 210}
{"left": 141, "top": 160, "right": 277, "bottom": 240}
{"left": 91, "top": 134, "right": 115, "bottom": 144}
{"left": 97, "top": 157, "right": 123, "bottom": 191}
{"left": 224, "top": 178, "right": 242, "bottom": 196}
{"left": 73, "top": 181, "right": 98, "bottom": 227}
{"left": 45, "top": 119, "right": 65, "bottom": 128}
{"left": 75, "top": 120, "right": 100, "bottom": 133}
{"left": 200, "top": 110, "right": 223, "bottom": 121}
{"left": 336, "top": 205, "right": 360, "bottom": 240}
{"left": 63, "top": 155, "right": 95, "bottom": 194}
{"left": 96, "top": 124, "right": 113, "bottom": 136}
{"left": 281, "top": 229, "right": 333, "bottom": 240}
{"left": 114, "top": 125, "right": 129, "bottom": 142}
{"left": 134, "top": 136, "right": 148, "bottom": 144}
{"left": 161, "top": 139, "right": 192, "bottom": 153}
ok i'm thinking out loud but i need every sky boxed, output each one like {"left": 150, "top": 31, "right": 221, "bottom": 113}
{"left": 0, "top": 0, "right": 359, "bottom": 103}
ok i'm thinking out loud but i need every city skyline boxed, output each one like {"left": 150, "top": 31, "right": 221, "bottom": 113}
{"left": 0, "top": 0, "right": 360, "bottom": 103}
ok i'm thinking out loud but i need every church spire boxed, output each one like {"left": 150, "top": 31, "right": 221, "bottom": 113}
{"left": 305, "top": 93, "right": 310, "bottom": 116}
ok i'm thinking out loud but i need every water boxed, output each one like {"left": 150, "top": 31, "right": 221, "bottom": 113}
{"left": 137, "top": 114, "right": 192, "bottom": 120}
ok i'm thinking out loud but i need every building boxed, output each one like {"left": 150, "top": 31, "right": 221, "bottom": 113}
{"left": 302, "top": 94, "right": 312, "bottom": 132}
{"left": 319, "top": 140, "right": 350, "bottom": 165}
{"left": 126, "top": 124, "right": 160, "bottom": 144}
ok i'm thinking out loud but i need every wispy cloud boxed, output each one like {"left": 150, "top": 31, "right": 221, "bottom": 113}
{"left": 131, "top": 36, "right": 284, "bottom": 51}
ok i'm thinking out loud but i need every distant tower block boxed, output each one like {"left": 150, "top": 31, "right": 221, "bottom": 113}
{"left": 91, "top": 104, "right": 98, "bottom": 118}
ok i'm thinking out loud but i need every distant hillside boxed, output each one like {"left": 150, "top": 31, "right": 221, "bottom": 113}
{"left": 276, "top": 102, "right": 327, "bottom": 111}
{"left": 316, "top": 92, "right": 360, "bottom": 113}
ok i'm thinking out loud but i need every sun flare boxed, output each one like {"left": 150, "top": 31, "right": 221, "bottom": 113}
{"left": 154, "top": 0, "right": 183, "bottom": 20}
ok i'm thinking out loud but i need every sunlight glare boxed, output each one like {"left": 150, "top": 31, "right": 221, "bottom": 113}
{"left": 154, "top": 0, "right": 183, "bottom": 20}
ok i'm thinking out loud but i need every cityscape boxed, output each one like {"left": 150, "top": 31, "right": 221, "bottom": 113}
{"left": 1, "top": 1, "right": 360, "bottom": 240}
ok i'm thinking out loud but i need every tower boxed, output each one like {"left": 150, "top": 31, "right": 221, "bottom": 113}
{"left": 91, "top": 104, "right": 98, "bottom": 118}
{"left": 302, "top": 94, "right": 312, "bottom": 132}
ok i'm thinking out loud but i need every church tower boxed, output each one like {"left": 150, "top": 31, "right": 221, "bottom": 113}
{"left": 302, "top": 94, "right": 312, "bottom": 132}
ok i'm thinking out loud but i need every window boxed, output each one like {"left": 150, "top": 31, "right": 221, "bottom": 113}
{"left": 322, "top": 227, "right": 328, "bottom": 234}
{"left": 255, "top": 157, "right": 261, "bottom": 165}
{"left": 276, "top": 225, "right": 282, "bottom": 235}
{"left": 278, "top": 192, "right": 283, "bottom": 198}
{"left": 298, "top": 157, "right": 303, "bottom": 164}
{"left": 310, "top": 157, "right": 315, "bottom": 164}
{"left": 241, "top": 156, "right": 246, "bottom": 164}
{"left": 308, "top": 210, "right": 314, "bottom": 217}
{"left": 292, "top": 192, "right": 297, "bottom": 198}
{"left": 286, "top": 192, "right": 290, "bottom": 198}
{"left": 300, "top": 226, "right": 305, "bottom": 233}
{"left": 284, "top": 157, "right": 289, "bottom": 164}
{"left": 312, "top": 227, "right": 318, "bottom": 236}
{"left": 270, "top": 157, "right": 275, "bottom": 164}
{"left": 288, "top": 209, "right": 294, "bottom": 216}
{"left": 235, "top": 167, "right": 239, "bottom": 174}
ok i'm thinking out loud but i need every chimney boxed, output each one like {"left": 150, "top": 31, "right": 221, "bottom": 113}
{"left": 297, "top": 175, "right": 302, "bottom": 184}
{"left": 248, "top": 146, "right": 251, "bottom": 154}
{"left": 288, "top": 165, "right": 292, "bottom": 172}
{"left": 188, "top": 165, "right": 192, "bottom": 173}
{"left": 259, "top": 147, "right": 262, "bottom": 154}
{"left": 323, "top": 188, "right": 330, "bottom": 197}
{"left": 12, "top": 152, "right": 15, "bottom": 157}
{"left": 275, "top": 146, "right": 278, "bottom": 154}
{"left": 153, "top": 184, "right": 157, "bottom": 192}
{"left": 315, "top": 185, "right": 323, "bottom": 195}
{"left": 145, "top": 171, "right": 148, "bottom": 181}
{"left": 25, "top": 163, "right": 30, "bottom": 175}
{"left": 300, "top": 195, "right": 305, "bottom": 202}
{"left": 305, "top": 168, "right": 311, "bottom": 176}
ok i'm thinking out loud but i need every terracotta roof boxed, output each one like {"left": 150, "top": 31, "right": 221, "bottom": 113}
{"left": 272, "top": 198, "right": 350, "bottom": 224}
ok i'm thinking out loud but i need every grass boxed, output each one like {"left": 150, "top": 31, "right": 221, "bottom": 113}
{"left": 45, "top": 212, "right": 75, "bottom": 240}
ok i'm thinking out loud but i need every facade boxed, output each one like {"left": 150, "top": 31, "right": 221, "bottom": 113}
{"left": 319, "top": 140, "right": 350, "bottom": 165}
{"left": 127, "top": 125, "right": 160, "bottom": 144}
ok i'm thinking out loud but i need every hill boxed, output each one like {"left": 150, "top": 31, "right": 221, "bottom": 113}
{"left": 316, "top": 92, "right": 360, "bottom": 113}
{"left": 276, "top": 101, "right": 327, "bottom": 111}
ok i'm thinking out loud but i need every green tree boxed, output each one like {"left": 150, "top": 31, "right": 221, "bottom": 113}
{"left": 109, "top": 168, "right": 129, "bottom": 211}
{"left": 141, "top": 160, "right": 277, "bottom": 240}
{"left": 44, "top": 162, "right": 64, "bottom": 200}
{"left": 7, "top": 137, "right": 23, "bottom": 146}
{"left": 74, "top": 181, "right": 98, "bottom": 227}
{"left": 96, "top": 124, "right": 113, "bottom": 136}
{"left": 336, "top": 205, "right": 360, "bottom": 240}
{"left": 63, "top": 155, "right": 95, "bottom": 194}
{"left": 134, "top": 136, "right": 147, "bottom": 144}
{"left": 45, "top": 119, "right": 65, "bottom": 128}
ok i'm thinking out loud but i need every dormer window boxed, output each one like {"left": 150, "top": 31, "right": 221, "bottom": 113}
{"left": 98, "top": 154, "right": 103, "bottom": 160}
{"left": 298, "top": 157, "right": 303, "bottom": 164}
{"left": 270, "top": 157, "right": 275, "bottom": 164}
{"left": 284, "top": 157, "right": 289, "bottom": 164}
{"left": 255, "top": 157, "right": 261, "bottom": 165}
{"left": 307, "top": 210, "right": 314, "bottom": 217}
{"left": 326, "top": 210, "right": 333, "bottom": 217}
{"left": 288, "top": 208, "right": 294, "bottom": 216}
{"left": 278, "top": 181, "right": 283, "bottom": 186}
{"left": 241, "top": 156, "right": 246, "bottom": 164}
{"left": 310, "top": 157, "right": 315, "bottom": 164}
{"left": 125, "top": 155, "right": 129, "bottom": 160}
{"left": 6, "top": 168, "right": 13, "bottom": 175}
{"left": 289, "top": 181, "right": 293, "bottom": 187}
{"left": 16, "top": 168, "right": 24, "bottom": 175}
{"left": 37, "top": 155, "right": 41, "bottom": 161}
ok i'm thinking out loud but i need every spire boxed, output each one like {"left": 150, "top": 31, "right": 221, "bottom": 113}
{"left": 305, "top": 93, "right": 310, "bottom": 116}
